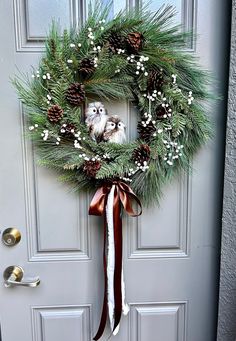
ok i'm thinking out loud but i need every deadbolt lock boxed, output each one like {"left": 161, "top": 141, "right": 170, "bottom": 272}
{"left": 2, "top": 228, "right": 21, "bottom": 246}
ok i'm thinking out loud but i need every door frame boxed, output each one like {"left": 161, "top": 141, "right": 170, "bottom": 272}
{"left": 217, "top": 1, "right": 236, "bottom": 340}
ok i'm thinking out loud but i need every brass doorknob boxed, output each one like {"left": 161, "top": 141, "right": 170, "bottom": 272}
{"left": 3, "top": 266, "right": 40, "bottom": 288}
{"left": 2, "top": 228, "right": 21, "bottom": 246}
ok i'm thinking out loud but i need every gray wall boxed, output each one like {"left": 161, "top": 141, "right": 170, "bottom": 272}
{"left": 217, "top": 2, "right": 236, "bottom": 340}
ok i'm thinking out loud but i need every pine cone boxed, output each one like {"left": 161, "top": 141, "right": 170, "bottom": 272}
{"left": 60, "top": 122, "right": 76, "bottom": 138}
{"left": 132, "top": 144, "right": 151, "bottom": 165}
{"left": 137, "top": 120, "right": 156, "bottom": 143}
{"left": 155, "top": 105, "right": 167, "bottom": 119}
{"left": 47, "top": 105, "right": 63, "bottom": 123}
{"left": 66, "top": 83, "right": 85, "bottom": 106}
{"left": 79, "top": 58, "right": 95, "bottom": 78}
{"left": 107, "top": 32, "right": 125, "bottom": 53}
{"left": 126, "top": 32, "right": 144, "bottom": 54}
{"left": 83, "top": 160, "right": 101, "bottom": 178}
{"left": 147, "top": 69, "right": 164, "bottom": 94}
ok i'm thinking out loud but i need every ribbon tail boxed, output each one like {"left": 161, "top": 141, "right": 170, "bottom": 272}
{"left": 93, "top": 214, "right": 108, "bottom": 341}
{"left": 91, "top": 181, "right": 141, "bottom": 340}
{"left": 121, "top": 267, "right": 130, "bottom": 316}
{"left": 112, "top": 188, "right": 123, "bottom": 334}
{"left": 106, "top": 185, "right": 116, "bottom": 331}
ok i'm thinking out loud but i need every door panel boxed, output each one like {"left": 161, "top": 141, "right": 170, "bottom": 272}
{"left": 130, "top": 303, "right": 186, "bottom": 341}
{"left": 0, "top": 0, "right": 230, "bottom": 340}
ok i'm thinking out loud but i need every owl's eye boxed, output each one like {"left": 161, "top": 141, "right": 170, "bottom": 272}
{"left": 111, "top": 123, "right": 115, "bottom": 127}
{"left": 93, "top": 108, "right": 97, "bottom": 113}
{"left": 118, "top": 123, "right": 122, "bottom": 127}
{"left": 99, "top": 108, "right": 104, "bottom": 112}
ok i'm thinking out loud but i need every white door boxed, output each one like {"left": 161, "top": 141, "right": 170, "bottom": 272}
{"left": 0, "top": 1, "right": 229, "bottom": 340}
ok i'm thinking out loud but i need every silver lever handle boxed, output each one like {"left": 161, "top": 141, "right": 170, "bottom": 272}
{"left": 3, "top": 266, "right": 40, "bottom": 288}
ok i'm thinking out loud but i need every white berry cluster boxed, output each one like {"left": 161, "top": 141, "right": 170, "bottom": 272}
{"left": 91, "top": 155, "right": 101, "bottom": 161}
{"left": 127, "top": 54, "right": 135, "bottom": 63}
{"left": 74, "top": 140, "right": 82, "bottom": 149}
{"left": 171, "top": 75, "right": 194, "bottom": 106}
{"left": 93, "top": 57, "right": 98, "bottom": 68}
{"left": 138, "top": 55, "right": 149, "bottom": 76}
{"left": 161, "top": 97, "right": 171, "bottom": 115}
{"left": 127, "top": 168, "right": 137, "bottom": 177}
{"left": 163, "top": 140, "right": 183, "bottom": 166}
{"left": 125, "top": 160, "right": 149, "bottom": 180}
{"left": 74, "top": 131, "right": 86, "bottom": 149}
{"left": 115, "top": 67, "right": 121, "bottom": 73}
{"left": 40, "top": 130, "right": 61, "bottom": 145}
{"left": 134, "top": 160, "right": 149, "bottom": 172}
{"left": 93, "top": 45, "right": 101, "bottom": 53}
{"left": 55, "top": 137, "right": 61, "bottom": 145}
{"left": 127, "top": 55, "right": 149, "bottom": 76}
{"left": 144, "top": 89, "right": 161, "bottom": 101}
{"left": 70, "top": 42, "right": 82, "bottom": 49}
{"left": 102, "top": 153, "right": 111, "bottom": 159}
{"left": 46, "top": 94, "right": 52, "bottom": 104}
{"left": 78, "top": 153, "right": 101, "bottom": 162}
{"left": 88, "top": 27, "right": 95, "bottom": 45}
{"left": 32, "top": 70, "right": 50, "bottom": 80}
{"left": 43, "top": 73, "right": 51, "bottom": 80}
{"left": 29, "top": 123, "right": 38, "bottom": 131}
{"left": 172, "top": 74, "right": 177, "bottom": 84}
{"left": 41, "top": 129, "right": 49, "bottom": 141}
{"left": 141, "top": 112, "right": 156, "bottom": 128}
{"left": 121, "top": 176, "right": 132, "bottom": 183}
{"left": 188, "top": 91, "right": 194, "bottom": 105}
{"left": 117, "top": 48, "right": 125, "bottom": 54}
{"left": 98, "top": 19, "right": 105, "bottom": 30}
{"left": 31, "top": 70, "right": 40, "bottom": 78}
{"left": 79, "top": 153, "right": 89, "bottom": 160}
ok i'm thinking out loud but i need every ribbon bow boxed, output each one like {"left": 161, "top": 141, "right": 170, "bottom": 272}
{"left": 89, "top": 181, "right": 142, "bottom": 340}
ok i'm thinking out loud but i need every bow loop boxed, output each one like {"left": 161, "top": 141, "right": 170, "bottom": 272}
{"left": 89, "top": 185, "right": 111, "bottom": 216}
{"left": 89, "top": 181, "right": 142, "bottom": 217}
{"left": 117, "top": 182, "right": 142, "bottom": 217}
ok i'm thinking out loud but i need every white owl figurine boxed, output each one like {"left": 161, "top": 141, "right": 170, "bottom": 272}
{"left": 85, "top": 102, "right": 108, "bottom": 142}
{"left": 103, "top": 115, "right": 126, "bottom": 144}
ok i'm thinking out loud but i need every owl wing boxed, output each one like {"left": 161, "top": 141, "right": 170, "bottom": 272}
{"left": 89, "top": 124, "right": 96, "bottom": 141}
{"left": 103, "top": 130, "right": 113, "bottom": 141}
{"left": 85, "top": 116, "right": 92, "bottom": 127}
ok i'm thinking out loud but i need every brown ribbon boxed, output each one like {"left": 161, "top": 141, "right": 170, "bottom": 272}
{"left": 89, "top": 181, "right": 142, "bottom": 340}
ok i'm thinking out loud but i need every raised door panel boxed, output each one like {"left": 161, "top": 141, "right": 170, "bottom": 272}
{"left": 127, "top": 175, "right": 190, "bottom": 258}
{"left": 130, "top": 303, "right": 187, "bottom": 341}
{"left": 14, "top": 0, "right": 76, "bottom": 51}
{"left": 32, "top": 305, "right": 91, "bottom": 341}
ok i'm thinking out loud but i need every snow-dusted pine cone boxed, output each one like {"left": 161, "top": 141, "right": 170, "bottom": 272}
{"left": 79, "top": 58, "right": 95, "bottom": 78}
{"left": 83, "top": 160, "right": 101, "bottom": 178}
{"left": 155, "top": 105, "right": 167, "bottom": 119}
{"left": 147, "top": 69, "right": 164, "bottom": 94}
{"left": 137, "top": 120, "right": 156, "bottom": 143}
{"left": 66, "top": 83, "right": 85, "bottom": 106}
{"left": 132, "top": 144, "right": 151, "bottom": 165}
{"left": 126, "top": 32, "right": 144, "bottom": 54}
{"left": 107, "top": 32, "right": 125, "bottom": 53}
{"left": 47, "top": 105, "right": 63, "bottom": 123}
{"left": 60, "top": 122, "right": 76, "bottom": 138}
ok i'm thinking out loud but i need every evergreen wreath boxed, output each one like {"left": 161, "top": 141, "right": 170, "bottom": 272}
{"left": 13, "top": 4, "right": 211, "bottom": 206}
